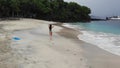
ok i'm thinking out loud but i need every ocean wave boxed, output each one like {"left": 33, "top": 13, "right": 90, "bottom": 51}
{"left": 63, "top": 23, "right": 120, "bottom": 56}
{"left": 78, "top": 31, "right": 120, "bottom": 56}
{"left": 62, "top": 23, "right": 85, "bottom": 30}
{"left": 62, "top": 23, "right": 78, "bottom": 29}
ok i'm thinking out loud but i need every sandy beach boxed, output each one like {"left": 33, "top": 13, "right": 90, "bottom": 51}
{"left": 0, "top": 18, "right": 88, "bottom": 68}
{"left": 0, "top": 18, "right": 120, "bottom": 68}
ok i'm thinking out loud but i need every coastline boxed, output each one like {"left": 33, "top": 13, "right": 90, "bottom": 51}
{"left": 0, "top": 18, "right": 88, "bottom": 68}
{"left": 59, "top": 23, "right": 120, "bottom": 68}
{"left": 0, "top": 18, "right": 120, "bottom": 68}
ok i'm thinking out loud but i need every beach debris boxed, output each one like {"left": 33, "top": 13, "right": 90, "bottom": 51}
{"left": 13, "top": 37, "right": 21, "bottom": 41}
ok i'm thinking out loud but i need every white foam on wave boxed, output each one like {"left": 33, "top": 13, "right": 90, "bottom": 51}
{"left": 62, "top": 23, "right": 84, "bottom": 30}
{"left": 63, "top": 23, "right": 120, "bottom": 56}
{"left": 78, "top": 31, "right": 120, "bottom": 56}
{"left": 62, "top": 23, "right": 77, "bottom": 29}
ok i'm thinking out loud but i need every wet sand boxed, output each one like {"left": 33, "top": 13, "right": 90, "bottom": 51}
{"left": 0, "top": 18, "right": 120, "bottom": 68}
{"left": 81, "top": 42, "right": 120, "bottom": 68}
{"left": 0, "top": 18, "right": 88, "bottom": 68}
{"left": 58, "top": 24, "right": 120, "bottom": 68}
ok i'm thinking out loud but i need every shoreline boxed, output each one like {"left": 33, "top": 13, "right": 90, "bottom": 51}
{"left": 58, "top": 22, "right": 120, "bottom": 68}
{"left": 0, "top": 18, "right": 120, "bottom": 68}
{"left": 0, "top": 19, "right": 88, "bottom": 68}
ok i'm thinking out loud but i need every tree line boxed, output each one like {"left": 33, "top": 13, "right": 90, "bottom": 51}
{"left": 0, "top": 0, "right": 91, "bottom": 22}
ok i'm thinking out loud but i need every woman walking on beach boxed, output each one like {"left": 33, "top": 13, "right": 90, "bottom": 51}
{"left": 49, "top": 24, "right": 53, "bottom": 40}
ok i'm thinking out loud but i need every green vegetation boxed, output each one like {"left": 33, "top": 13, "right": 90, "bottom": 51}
{"left": 0, "top": 0, "right": 91, "bottom": 22}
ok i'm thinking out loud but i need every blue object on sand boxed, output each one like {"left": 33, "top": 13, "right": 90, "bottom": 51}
{"left": 13, "top": 37, "right": 21, "bottom": 41}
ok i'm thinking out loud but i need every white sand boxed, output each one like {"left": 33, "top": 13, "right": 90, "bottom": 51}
{"left": 2, "top": 19, "right": 55, "bottom": 31}
{"left": 0, "top": 19, "right": 88, "bottom": 68}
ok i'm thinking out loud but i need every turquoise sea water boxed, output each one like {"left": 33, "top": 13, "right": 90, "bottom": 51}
{"left": 72, "top": 20, "right": 120, "bottom": 35}
{"left": 65, "top": 20, "right": 120, "bottom": 56}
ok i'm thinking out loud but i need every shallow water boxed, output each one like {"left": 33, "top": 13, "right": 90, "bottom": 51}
{"left": 63, "top": 20, "right": 120, "bottom": 56}
{"left": 72, "top": 20, "right": 120, "bottom": 34}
